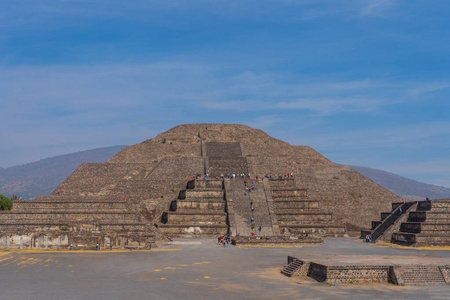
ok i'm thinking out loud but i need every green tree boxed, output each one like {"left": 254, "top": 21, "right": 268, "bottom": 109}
{"left": 0, "top": 194, "right": 12, "bottom": 211}
{"left": 10, "top": 195, "right": 19, "bottom": 200}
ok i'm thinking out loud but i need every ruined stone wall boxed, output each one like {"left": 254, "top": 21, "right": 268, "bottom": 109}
{"left": 306, "top": 263, "right": 391, "bottom": 284}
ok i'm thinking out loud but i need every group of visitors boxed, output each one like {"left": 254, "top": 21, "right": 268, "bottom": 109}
{"left": 218, "top": 235, "right": 230, "bottom": 247}
{"left": 364, "top": 234, "right": 373, "bottom": 243}
{"left": 191, "top": 172, "right": 295, "bottom": 181}
{"left": 245, "top": 181, "right": 263, "bottom": 236}
{"left": 271, "top": 173, "right": 294, "bottom": 179}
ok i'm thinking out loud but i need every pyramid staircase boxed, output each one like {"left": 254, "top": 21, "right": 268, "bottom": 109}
{"left": 226, "top": 179, "right": 274, "bottom": 236}
{"left": 158, "top": 179, "right": 229, "bottom": 237}
{"left": 360, "top": 201, "right": 417, "bottom": 243}
{"left": 204, "top": 142, "right": 249, "bottom": 178}
{"left": 269, "top": 179, "right": 345, "bottom": 236}
{"left": 391, "top": 199, "right": 450, "bottom": 246}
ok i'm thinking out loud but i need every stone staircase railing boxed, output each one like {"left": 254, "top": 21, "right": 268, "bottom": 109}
{"left": 365, "top": 201, "right": 416, "bottom": 243}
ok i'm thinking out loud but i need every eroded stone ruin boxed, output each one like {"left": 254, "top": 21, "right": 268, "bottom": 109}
{"left": 0, "top": 124, "right": 418, "bottom": 249}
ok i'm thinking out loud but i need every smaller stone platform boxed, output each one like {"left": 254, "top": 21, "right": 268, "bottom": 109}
{"left": 282, "top": 255, "right": 450, "bottom": 286}
{"left": 231, "top": 235, "right": 322, "bottom": 246}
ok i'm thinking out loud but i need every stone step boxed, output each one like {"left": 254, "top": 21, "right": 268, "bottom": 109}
{"left": 193, "top": 180, "right": 223, "bottom": 189}
{"left": 159, "top": 223, "right": 228, "bottom": 228}
{"left": 416, "top": 199, "right": 450, "bottom": 211}
{"left": 270, "top": 187, "right": 306, "bottom": 191}
{"left": 13, "top": 201, "right": 128, "bottom": 211}
{"left": 391, "top": 232, "right": 416, "bottom": 246}
{"left": 0, "top": 212, "right": 138, "bottom": 221}
{"left": 399, "top": 222, "right": 422, "bottom": 233}
{"left": 371, "top": 221, "right": 382, "bottom": 230}
{"left": 207, "top": 157, "right": 249, "bottom": 177}
{"left": 360, "top": 230, "right": 372, "bottom": 238}
{"left": 167, "top": 210, "right": 227, "bottom": 215}
{"left": 158, "top": 223, "right": 228, "bottom": 236}
{"left": 423, "top": 212, "right": 450, "bottom": 220}
{"left": 275, "top": 208, "right": 320, "bottom": 214}
{"left": 273, "top": 200, "right": 319, "bottom": 209}
{"left": 380, "top": 212, "right": 391, "bottom": 221}
{"left": 276, "top": 213, "right": 332, "bottom": 222}
{"left": 167, "top": 212, "right": 226, "bottom": 224}
{"left": 280, "top": 224, "right": 345, "bottom": 235}
{"left": 178, "top": 198, "right": 225, "bottom": 203}
{"left": 234, "top": 236, "right": 322, "bottom": 246}
{"left": 272, "top": 198, "right": 318, "bottom": 203}
{"left": 395, "top": 266, "right": 446, "bottom": 285}
{"left": 401, "top": 222, "right": 450, "bottom": 233}
{"left": 0, "top": 224, "right": 149, "bottom": 234}
{"left": 416, "top": 234, "right": 450, "bottom": 246}
{"left": 0, "top": 220, "right": 146, "bottom": 226}
{"left": 31, "top": 196, "right": 128, "bottom": 202}
{"left": 182, "top": 197, "right": 225, "bottom": 202}
{"left": 205, "top": 141, "right": 243, "bottom": 158}
{"left": 271, "top": 190, "right": 307, "bottom": 198}
{"left": 177, "top": 200, "right": 225, "bottom": 210}
{"left": 268, "top": 178, "right": 296, "bottom": 188}
{"left": 281, "top": 259, "right": 304, "bottom": 277}
{"left": 391, "top": 202, "right": 405, "bottom": 211}
{"left": 276, "top": 211, "right": 330, "bottom": 215}
{"left": 10, "top": 208, "right": 130, "bottom": 213}
{"left": 426, "top": 207, "right": 450, "bottom": 212}
{"left": 184, "top": 190, "right": 224, "bottom": 199}
{"left": 408, "top": 211, "right": 450, "bottom": 222}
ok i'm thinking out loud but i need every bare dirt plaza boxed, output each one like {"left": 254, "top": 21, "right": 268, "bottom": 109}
{"left": 1, "top": 237, "right": 449, "bottom": 300}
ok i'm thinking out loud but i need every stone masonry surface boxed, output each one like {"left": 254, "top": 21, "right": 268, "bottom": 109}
{"left": 0, "top": 124, "right": 406, "bottom": 248}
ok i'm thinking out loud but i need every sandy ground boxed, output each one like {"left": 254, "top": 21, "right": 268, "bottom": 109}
{"left": 0, "top": 237, "right": 449, "bottom": 300}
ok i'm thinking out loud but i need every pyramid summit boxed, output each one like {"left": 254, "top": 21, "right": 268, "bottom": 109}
{"left": 109, "top": 123, "right": 333, "bottom": 166}
{"left": 0, "top": 123, "right": 407, "bottom": 249}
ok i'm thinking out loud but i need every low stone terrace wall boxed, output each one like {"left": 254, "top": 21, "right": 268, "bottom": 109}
{"left": 284, "top": 257, "right": 450, "bottom": 286}
{"left": 232, "top": 235, "right": 322, "bottom": 245}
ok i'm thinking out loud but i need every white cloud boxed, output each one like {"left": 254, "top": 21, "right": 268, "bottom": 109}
{"left": 407, "top": 82, "right": 450, "bottom": 97}
{"left": 358, "top": 0, "right": 396, "bottom": 17}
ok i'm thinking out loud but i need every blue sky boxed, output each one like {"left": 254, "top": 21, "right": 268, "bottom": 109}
{"left": 1, "top": 0, "right": 450, "bottom": 187}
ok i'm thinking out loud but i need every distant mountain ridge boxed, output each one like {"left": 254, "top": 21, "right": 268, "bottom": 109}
{"left": 0, "top": 146, "right": 126, "bottom": 199}
{"left": 350, "top": 165, "right": 450, "bottom": 200}
{"left": 1, "top": 145, "right": 449, "bottom": 200}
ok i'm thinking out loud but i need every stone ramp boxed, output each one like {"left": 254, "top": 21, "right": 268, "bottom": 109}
{"left": 226, "top": 179, "right": 274, "bottom": 236}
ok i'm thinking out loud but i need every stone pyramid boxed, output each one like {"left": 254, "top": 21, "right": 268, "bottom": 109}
{"left": 0, "top": 124, "right": 401, "bottom": 249}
